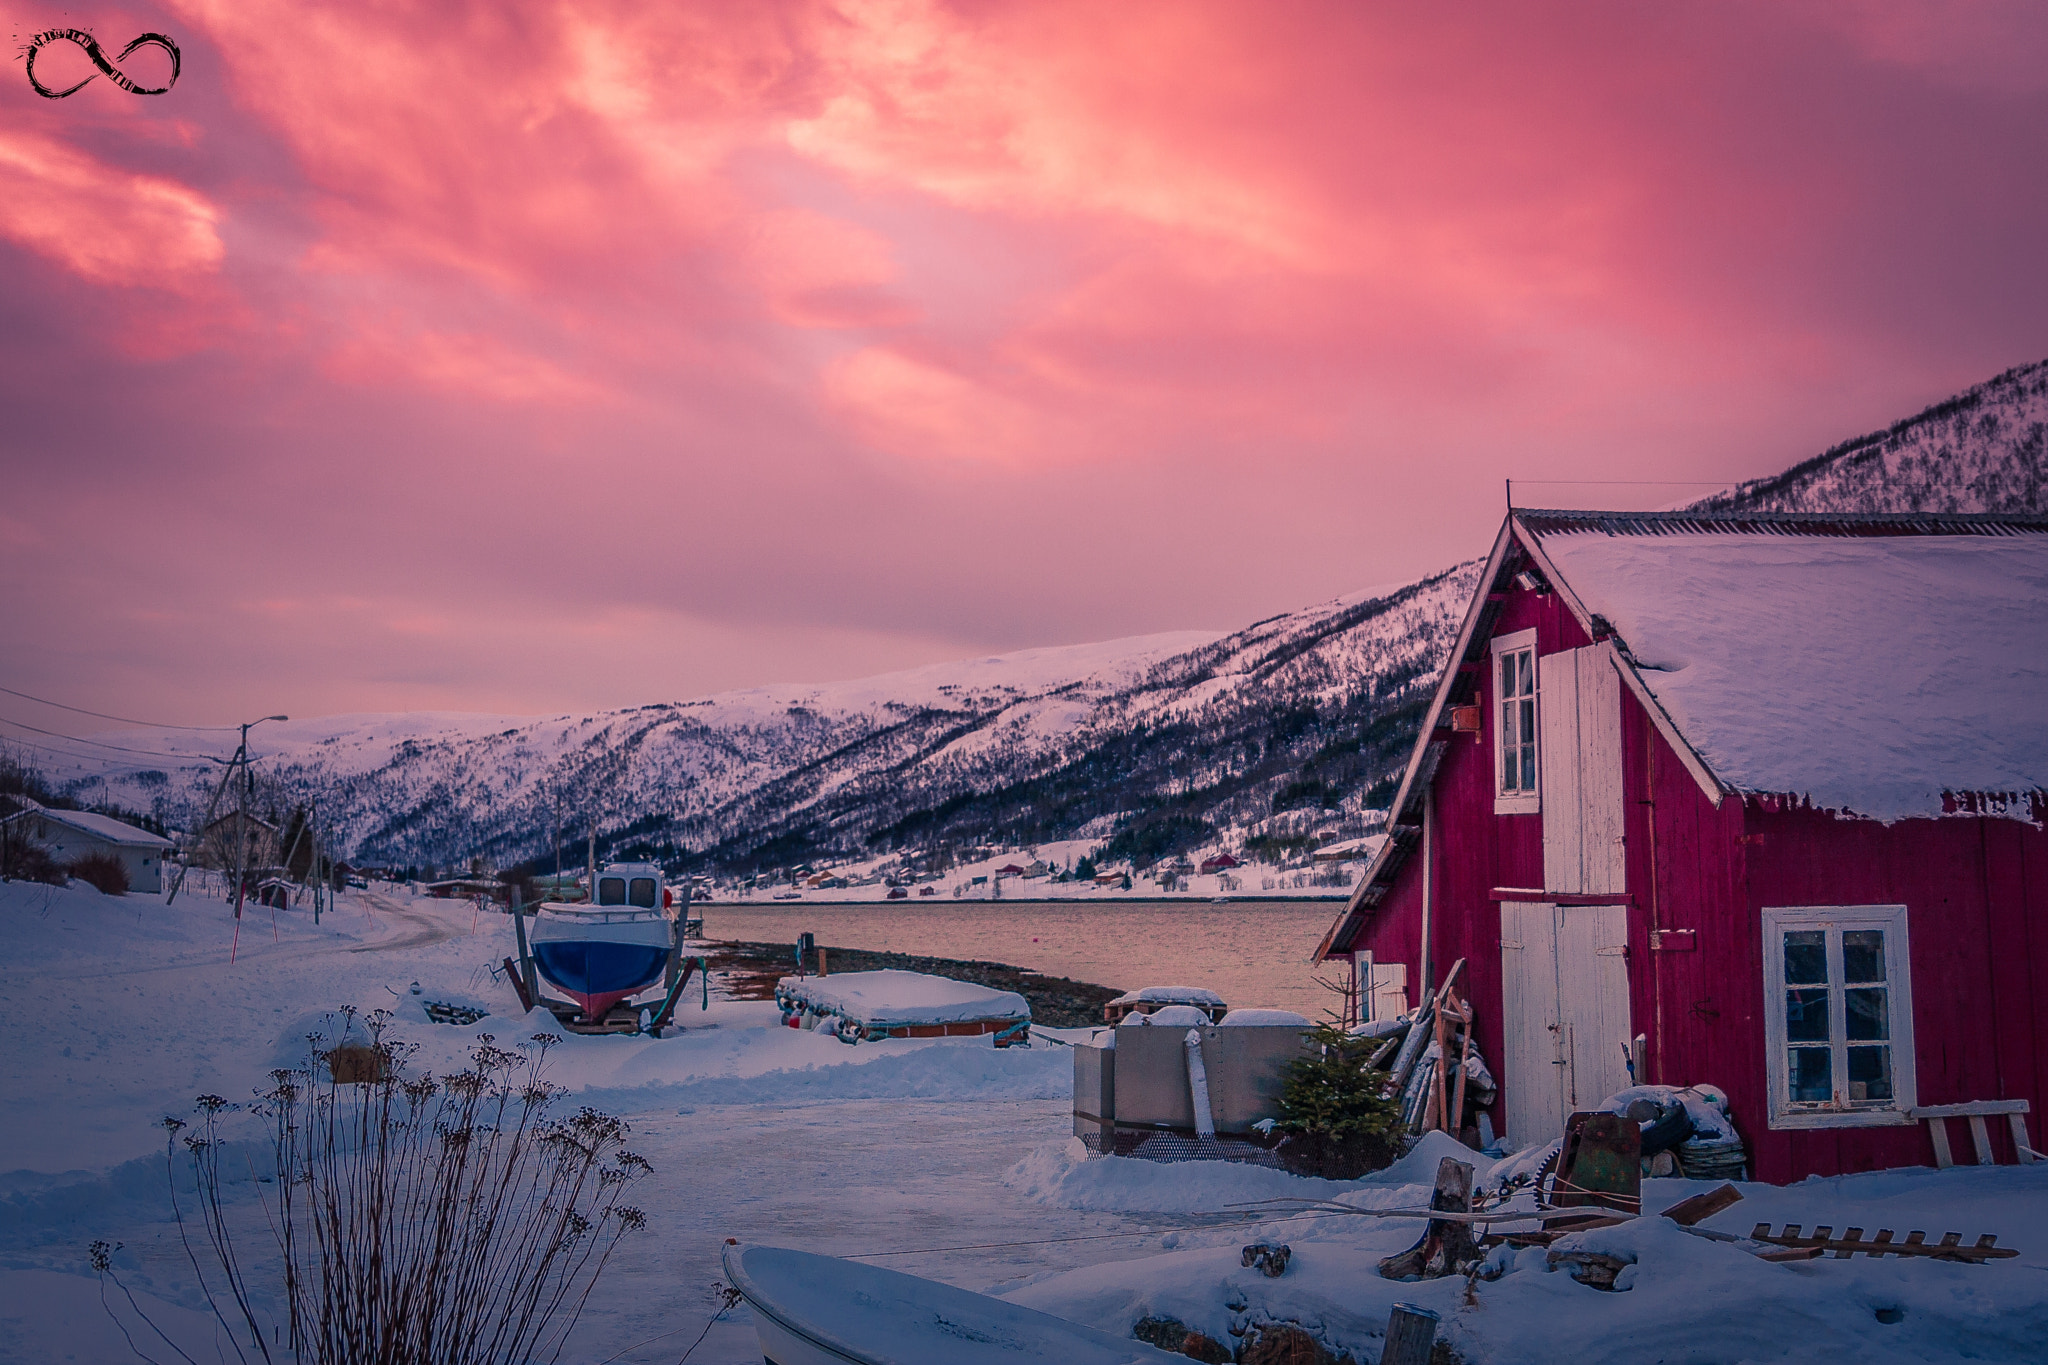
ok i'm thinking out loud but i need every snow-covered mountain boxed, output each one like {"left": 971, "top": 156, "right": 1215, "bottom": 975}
{"left": 45, "top": 358, "right": 2048, "bottom": 876}
{"left": 1692, "top": 359, "right": 2046, "bottom": 515}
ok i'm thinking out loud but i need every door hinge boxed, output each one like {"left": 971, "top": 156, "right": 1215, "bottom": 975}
{"left": 1595, "top": 945, "right": 1628, "bottom": 956}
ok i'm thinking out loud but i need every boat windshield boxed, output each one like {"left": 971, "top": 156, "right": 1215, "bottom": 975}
{"left": 597, "top": 877, "right": 626, "bottom": 906}
{"left": 629, "top": 877, "right": 658, "bottom": 908}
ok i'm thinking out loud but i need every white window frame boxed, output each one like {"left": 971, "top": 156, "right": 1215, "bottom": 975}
{"left": 1491, "top": 628, "right": 1540, "bottom": 815}
{"left": 1760, "top": 903, "right": 1916, "bottom": 1130}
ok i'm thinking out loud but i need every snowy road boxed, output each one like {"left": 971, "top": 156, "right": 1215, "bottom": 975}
{"left": 345, "top": 886, "right": 468, "bottom": 953}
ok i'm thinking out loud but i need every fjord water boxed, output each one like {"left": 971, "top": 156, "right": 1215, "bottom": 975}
{"left": 700, "top": 897, "right": 1349, "bottom": 1018}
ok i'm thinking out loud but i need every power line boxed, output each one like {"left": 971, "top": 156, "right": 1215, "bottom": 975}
{"left": 0, "top": 713, "right": 219, "bottom": 761}
{"left": 0, "top": 683, "right": 236, "bottom": 731}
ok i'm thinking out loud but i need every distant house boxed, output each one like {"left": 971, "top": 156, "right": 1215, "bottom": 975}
{"left": 198, "top": 811, "right": 280, "bottom": 871}
{"left": 1312, "top": 837, "right": 1382, "bottom": 864}
{"left": 994, "top": 863, "right": 1028, "bottom": 878}
{"left": 425, "top": 878, "right": 510, "bottom": 904}
{"left": 2, "top": 807, "right": 174, "bottom": 893}
{"left": 1199, "top": 853, "right": 1242, "bottom": 874}
{"left": 1317, "top": 508, "right": 2048, "bottom": 1182}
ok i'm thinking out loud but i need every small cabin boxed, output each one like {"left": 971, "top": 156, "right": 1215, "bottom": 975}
{"left": 1318, "top": 510, "right": 2048, "bottom": 1183}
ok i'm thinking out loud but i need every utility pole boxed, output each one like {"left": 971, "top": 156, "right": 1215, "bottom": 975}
{"left": 309, "top": 792, "right": 320, "bottom": 926}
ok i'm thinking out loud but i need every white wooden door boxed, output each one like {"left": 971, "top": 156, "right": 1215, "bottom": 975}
{"left": 1499, "top": 900, "right": 1564, "bottom": 1149}
{"left": 1555, "top": 902, "right": 1633, "bottom": 1112}
{"left": 1497, "top": 645, "right": 1632, "bottom": 1147}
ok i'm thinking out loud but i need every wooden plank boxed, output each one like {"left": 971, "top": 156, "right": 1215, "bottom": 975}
{"left": 1499, "top": 900, "right": 1561, "bottom": 1146}
{"left": 1541, "top": 648, "right": 1584, "bottom": 894}
{"left": 1969, "top": 1115, "right": 1994, "bottom": 1166}
{"left": 2010, "top": 1112, "right": 2038, "bottom": 1164}
{"left": 1929, "top": 1119, "right": 1954, "bottom": 1170}
{"left": 1659, "top": 1183, "right": 1742, "bottom": 1227}
{"left": 1757, "top": 1246, "right": 1824, "bottom": 1262}
{"left": 1979, "top": 819, "right": 2037, "bottom": 1167}
{"left": 1910, "top": 1100, "right": 2030, "bottom": 1119}
{"left": 1580, "top": 646, "right": 1627, "bottom": 897}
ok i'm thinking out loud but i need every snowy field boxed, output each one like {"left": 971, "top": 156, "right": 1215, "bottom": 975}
{"left": 4, "top": 880, "right": 2045, "bottom": 1363}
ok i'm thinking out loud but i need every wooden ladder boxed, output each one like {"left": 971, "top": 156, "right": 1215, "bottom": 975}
{"left": 1909, "top": 1100, "right": 2037, "bottom": 1169}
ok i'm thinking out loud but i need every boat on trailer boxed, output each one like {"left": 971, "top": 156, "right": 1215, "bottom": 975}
{"left": 531, "top": 862, "right": 677, "bottom": 1021}
{"left": 720, "top": 1242, "right": 1179, "bottom": 1365}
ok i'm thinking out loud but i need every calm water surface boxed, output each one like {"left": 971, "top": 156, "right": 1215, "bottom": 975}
{"left": 699, "top": 897, "right": 1349, "bottom": 1019}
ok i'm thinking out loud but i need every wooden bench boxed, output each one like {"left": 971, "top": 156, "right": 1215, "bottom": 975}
{"left": 1909, "top": 1100, "right": 2037, "bottom": 1168}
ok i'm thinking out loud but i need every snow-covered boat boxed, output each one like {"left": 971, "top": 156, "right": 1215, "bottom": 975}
{"left": 775, "top": 969, "right": 1030, "bottom": 1044}
{"left": 530, "top": 862, "right": 675, "bottom": 1019}
{"left": 720, "top": 1242, "right": 1179, "bottom": 1365}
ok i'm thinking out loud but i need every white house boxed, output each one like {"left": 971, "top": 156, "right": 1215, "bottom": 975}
{"left": 2, "top": 807, "right": 174, "bottom": 893}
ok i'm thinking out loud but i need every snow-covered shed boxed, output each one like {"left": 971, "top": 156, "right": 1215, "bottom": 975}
{"left": 2, "top": 807, "right": 173, "bottom": 893}
{"left": 1317, "top": 509, "right": 2048, "bottom": 1183}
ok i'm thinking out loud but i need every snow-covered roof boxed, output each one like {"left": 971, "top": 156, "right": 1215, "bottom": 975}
{"left": 776, "top": 970, "right": 1029, "bottom": 1026}
{"left": 6, "top": 807, "right": 172, "bottom": 848}
{"left": 1524, "top": 515, "right": 2048, "bottom": 819}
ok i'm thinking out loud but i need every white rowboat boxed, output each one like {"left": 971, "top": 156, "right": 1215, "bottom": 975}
{"left": 720, "top": 1242, "right": 1181, "bottom": 1365}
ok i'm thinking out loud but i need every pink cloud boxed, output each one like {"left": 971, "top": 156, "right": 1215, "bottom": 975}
{"left": 0, "top": 1, "right": 2044, "bottom": 722}
{"left": 0, "top": 129, "right": 221, "bottom": 285}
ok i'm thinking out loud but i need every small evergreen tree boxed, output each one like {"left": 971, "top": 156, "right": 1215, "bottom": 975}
{"left": 1274, "top": 1025, "right": 1406, "bottom": 1179}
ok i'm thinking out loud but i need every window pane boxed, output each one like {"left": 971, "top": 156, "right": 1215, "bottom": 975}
{"left": 1789, "top": 1046, "right": 1832, "bottom": 1103}
{"left": 1848, "top": 1045, "right": 1893, "bottom": 1102}
{"left": 1783, "top": 931, "right": 1828, "bottom": 986}
{"left": 1521, "top": 746, "right": 1536, "bottom": 793}
{"left": 1843, "top": 930, "right": 1885, "bottom": 984}
{"left": 1845, "top": 986, "right": 1888, "bottom": 1041}
{"left": 628, "top": 877, "right": 657, "bottom": 908}
{"left": 1786, "top": 987, "right": 1830, "bottom": 1042}
{"left": 1519, "top": 651, "right": 1534, "bottom": 695}
{"left": 598, "top": 876, "right": 625, "bottom": 905}
{"left": 1500, "top": 708, "right": 1516, "bottom": 790}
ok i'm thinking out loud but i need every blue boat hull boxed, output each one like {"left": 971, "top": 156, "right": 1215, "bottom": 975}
{"left": 533, "top": 941, "right": 670, "bottom": 1015}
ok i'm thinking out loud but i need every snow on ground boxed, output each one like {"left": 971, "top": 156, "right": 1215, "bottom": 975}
{"left": 5, "top": 878, "right": 2046, "bottom": 1363}
{"left": 1005, "top": 1137, "right": 2048, "bottom": 1364}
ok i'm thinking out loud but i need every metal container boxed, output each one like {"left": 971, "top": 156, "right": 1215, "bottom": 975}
{"left": 1102, "top": 1024, "right": 1311, "bottom": 1134}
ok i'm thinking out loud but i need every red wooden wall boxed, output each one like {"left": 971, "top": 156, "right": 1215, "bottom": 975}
{"left": 1353, "top": 573, "right": 2048, "bottom": 1182}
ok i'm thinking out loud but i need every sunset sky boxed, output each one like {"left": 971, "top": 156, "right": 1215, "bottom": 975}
{"left": 4, "top": 0, "right": 2046, "bottom": 728}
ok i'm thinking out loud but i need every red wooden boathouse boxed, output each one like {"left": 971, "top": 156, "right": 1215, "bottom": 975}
{"left": 1317, "top": 509, "right": 2048, "bottom": 1182}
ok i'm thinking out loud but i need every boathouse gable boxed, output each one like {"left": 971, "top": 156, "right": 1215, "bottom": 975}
{"left": 1320, "top": 510, "right": 2048, "bottom": 1183}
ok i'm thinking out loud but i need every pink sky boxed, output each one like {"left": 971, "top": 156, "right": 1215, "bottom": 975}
{"left": 3, "top": 0, "right": 2046, "bottom": 729}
